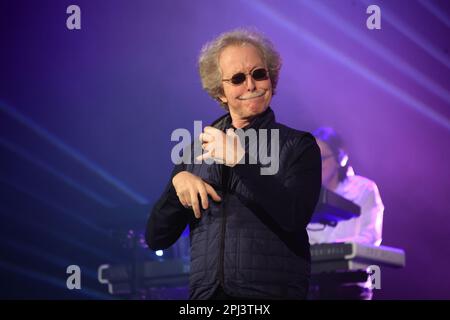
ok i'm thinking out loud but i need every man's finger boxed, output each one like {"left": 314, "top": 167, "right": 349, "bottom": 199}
{"left": 205, "top": 183, "right": 222, "bottom": 202}
{"left": 204, "top": 126, "right": 222, "bottom": 135}
{"left": 226, "top": 128, "right": 237, "bottom": 136}
{"left": 202, "top": 142, "right": 213, "bottom": 151}
{"left": 195, "top": 150, "right": 212, "bottom": 162}
{"left": 177, "top": 192, "right": 188, "bottom": 207}
{"left": 198, "top": 184, "right": 209, "bottom": 210}
{"left": 199, "top": 133, "right": 214, "bottom": 143}
{"left": 190, "top": 191, "right": 201, "bottom": 218}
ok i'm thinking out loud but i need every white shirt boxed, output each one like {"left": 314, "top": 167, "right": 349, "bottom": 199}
{"left": 307, "top": 175, "right": 384, "bottom": 246}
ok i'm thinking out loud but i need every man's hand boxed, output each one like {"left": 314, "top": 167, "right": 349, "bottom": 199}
{"left": 172, "top": 171, "right": 221, "bottom": 218}
{"left": 196, "top": 126, "right": 245, "bottom": 166}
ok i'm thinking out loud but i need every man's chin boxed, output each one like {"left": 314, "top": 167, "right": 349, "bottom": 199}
{"left": 229, "top": 100, "right": 269, "bottom": 119}
{"left": 247, "top": 106, "right": 263, "bottom": 115}
{"left": 245, "top": 102, "right": 268, "bottom": 115}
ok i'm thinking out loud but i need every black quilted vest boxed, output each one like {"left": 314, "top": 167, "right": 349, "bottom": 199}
{"left": 184, "top": 108, "right": 318, "bottom": 299}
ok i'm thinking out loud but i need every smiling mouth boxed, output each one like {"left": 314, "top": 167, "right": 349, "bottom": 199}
{"left": 238, "top": 91, "right": 265, "bottom": 100}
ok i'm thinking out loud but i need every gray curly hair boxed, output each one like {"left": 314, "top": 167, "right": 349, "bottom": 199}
{"left": 198, "top": 28, "right": 282, "bottom": 110}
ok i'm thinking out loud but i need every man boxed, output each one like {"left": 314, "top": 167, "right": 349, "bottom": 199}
{"left": 146, "top": 29, "right": 321, "bottom": 300}
{"left": 307, "top": 127, "right": 385, "bottom": 299}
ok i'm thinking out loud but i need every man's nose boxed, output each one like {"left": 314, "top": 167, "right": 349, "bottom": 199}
{"left": 245, "top": 74, "right": 256, "bottom": 91}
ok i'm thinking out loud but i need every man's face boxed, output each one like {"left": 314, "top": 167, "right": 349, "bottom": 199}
{"left": 316, "top": 139, "right": 339, "bottom": 186}
{"left": 218, "top": 44, "right": 272, "bottom": 120}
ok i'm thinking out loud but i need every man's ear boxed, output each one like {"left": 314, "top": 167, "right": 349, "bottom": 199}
{"left": 218, "top": 94, "right": 228, "bottom": 105}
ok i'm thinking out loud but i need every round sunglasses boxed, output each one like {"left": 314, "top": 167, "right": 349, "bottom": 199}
{"left": 222, "top": 68, "right": 269, "bottom": 85}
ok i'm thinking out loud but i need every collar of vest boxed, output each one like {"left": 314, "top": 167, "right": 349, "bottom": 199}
{"left": 210, "top": 107, "right": 275, "bottom": 131}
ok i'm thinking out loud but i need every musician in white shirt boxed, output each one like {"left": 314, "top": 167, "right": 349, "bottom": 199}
{"left": 307, "top": 127, "right": 384, "bottom": 299}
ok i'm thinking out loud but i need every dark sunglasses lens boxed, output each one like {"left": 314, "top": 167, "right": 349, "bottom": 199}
{"left": 231, "top": 73, "right": 246, "bottom": 85}
{"left": 252, "top": 68, "right": 268, "bottom": 80}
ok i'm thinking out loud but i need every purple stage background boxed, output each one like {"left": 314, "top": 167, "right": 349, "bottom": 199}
{"left": 0, "top": 0, "right": 449, "bottom": 299}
